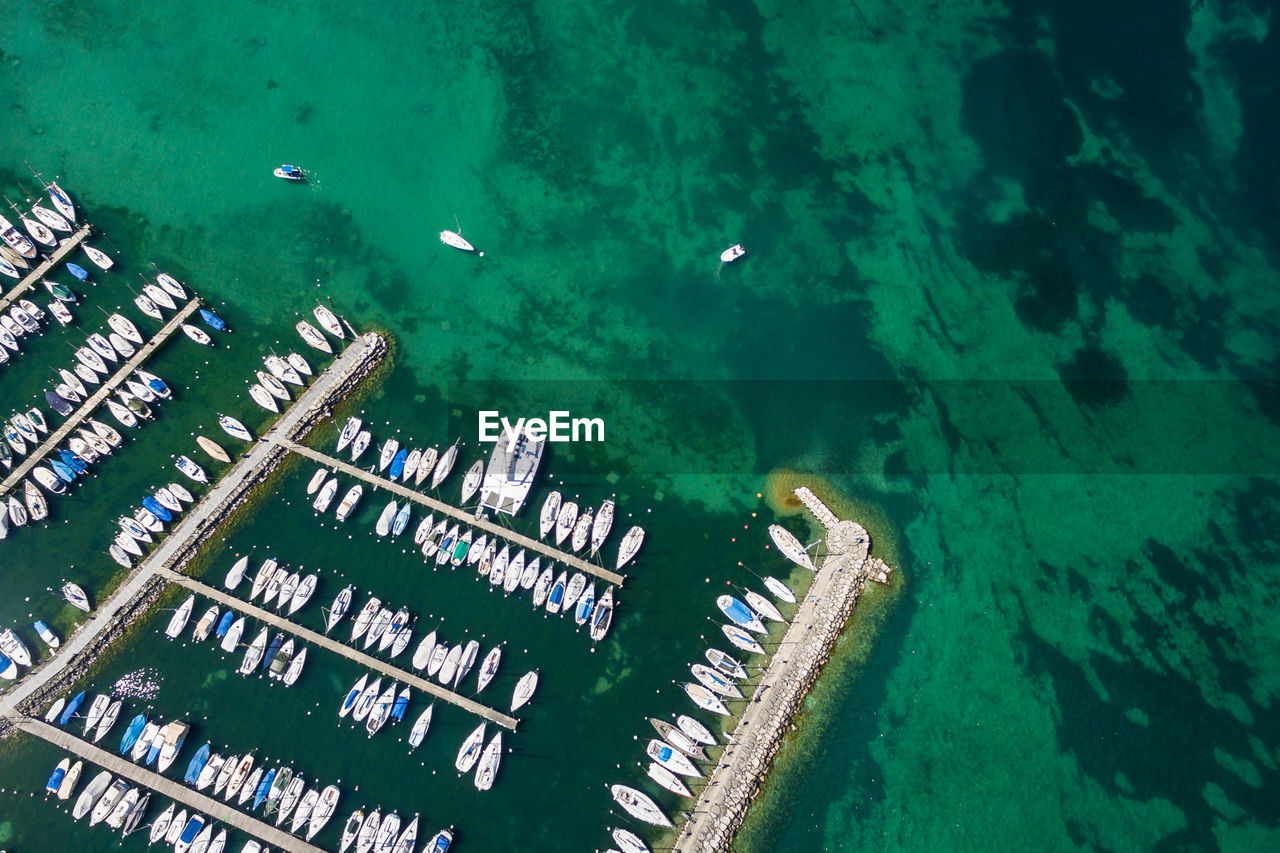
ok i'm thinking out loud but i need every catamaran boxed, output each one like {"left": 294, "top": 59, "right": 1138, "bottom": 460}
{"left": 477, "top": 425, "right": 544, "bottom": 516}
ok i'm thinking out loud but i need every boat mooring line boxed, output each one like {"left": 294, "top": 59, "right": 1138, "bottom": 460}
{"left": 272, "top": 439, "right": 628, "bottom": 586}
{"left": 12, "top": 717, "right": 325, "bottom": 853}
{"left": 0, "top": 298, "right": 202, "bottom": 497}
{"left": 155, "top": 567, "right": 520, "bottom": 731}
{"left": 0, "top": 223, "right": 93, "bottom": 313}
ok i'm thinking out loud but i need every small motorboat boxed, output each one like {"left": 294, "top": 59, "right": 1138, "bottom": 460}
{"left": 313, "top": 477, "right": 339, "bottom": 512}
{"left": 83, "top": 244, "right": 114, "bottom": 270}
{"left": 34, "top": 619, "right": 60, "bottom": 649}
{"left": 219, "top": 414, "right": 252, "bottom": 441}
{"left": 0, "top": 215, "right": 37, "bottom": 259}
{"left": 181, "top": 324, "right": 213, "bottom": 346}
{"left": 153, "top": 488, "right": 182, "bottom": 513}
{"left": 33, "top": 466, "right": 64, "bottom": 494}
{"left": 175, "top": 455, "right": 209, "bottom": 483}
{"left": 274, "top": 164, "right": 307, "bottom": 181}
{"left": 313, "top": 304, "right": 344, "bottom": 338}
{"left": 720, "top": 243, "right": 746, "bottom": 262}
{"left": 12, "top": 305, "right": 40, "bottom": 334}
{"left": 335, "top": 484, "right": 362, "bottom": 521}
{"left": 439, "top": 230, "right": 475, "bottom": 252}
{"left": 47, "top": 279, "right": 79, "bottom": 300}
{"left": 296, "top": 320, "right": 332, "bottom": 353}
{"left": 616, "top": 524, "right": 645, "bottom": 569}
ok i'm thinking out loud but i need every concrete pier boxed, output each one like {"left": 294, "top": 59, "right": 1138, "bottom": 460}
{"left": 0, "top": 223, "right": 92, "bottom": 312}
{"left": 0, "top": 297, "right": 201, "bottom": 497}
{"left": 157, "top": 567, "right": 520, "bottom": 730}
{"left": 15, "top": 718, "right": 324, "bottom": 853}
{"left": 0, "top": 333, "right": 389, "bottom": 725}
{"left": 670, "top": 490, "right": 891, "bottom": 853}
{"left": 277, "top": 440, "right": 627, "bottom": 586}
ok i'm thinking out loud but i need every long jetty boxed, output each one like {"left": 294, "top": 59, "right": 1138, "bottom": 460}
{"left": 157, "top": 567, "right": 520, "bottom": 730}
{"left": 670, "top": 488, "right": 892, "bottom": 853}
{"left": 277, "top": 439, "right": 627, "bottom": 586}
{"left": 0, "top": 333, "right": 389, "bottom": 725}
{"left": 15, "top": 718, "right": 324, "bottom": 853}
{"left": 0, "top": 223, "right": 92, "bottom": 312}
{"left": 0, "top": 298, "right": 201, "bottom": 496}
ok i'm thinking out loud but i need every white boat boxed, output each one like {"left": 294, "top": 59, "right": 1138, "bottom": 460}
{"left": 155, "top": 272, "right": 187, "bottom": 299}
{"left": 717, "top": 594, "right": 766, "bottom": 634}
{"left": 250, "top": 558, "right": 278, "bottom": 600}
{"left": 166, "top": 595, "right": 196, "bottom": 638}
{"left": 518, "top": 554, "right": 540, "bottom": 589}
{"left": 306, "top": 467, "right": 328, "bottom": 494}
{"left": 721, "top": 623, "right": 766, "bottom": 655}
{"left": 0, "top": 215, "right": 37, "bottom": 259}
{"left": 109, "top": 544, "right": 134, "bottom": 568}
{"left": 249, "top": 384, "right": 278, "bottom": 412}
{"left": 83, "top": 244, "right": 114, "bottom": 269}
{"left": 89, "top": 418, "right": 122, "bottom": 447}
{"left": 503, "top": 550, "right": 525, "bottom": 593}
{"left": 313, "top": 477, "right": 339, "bottom": 512}
{"left": 0, "top": 256, "right": 18, "bottom": 278}
{"left": 720, "top": 243, "right": 746, "bottom": 263}
{"left": 21, "top": 213, "right": 55, "bottom": 247}
{"left": 355, "top": 810, "right": 381, "bottom": 853}
{"left": 763, "top": 575, "right": 797, "bottom": 604}
{"left": 488, "top": 545, "right": 510, "bottom": 588}
{"left": 571, "top": 510, "right": 593, "bottom": 552}
{"left": 149, "top": 804, "right": 176, "bottom": 844}
{"left": 157, "top": 720, "right": 191, "bottom": 773}
{"left": 475, "top": 424, "right": 544, "bottom": 516}
{"left": 531, "top": 566, "right": 554, "bottom": 608}
{"left": 612, "top": 827, "right": 651, "bottom": 853}
{"left": 349, "top": 430, "right": 371, "bottom": 461}
{"left": 90, "top": 778, "right": 130, "bottom": 826}
{"left": 25, "top": 480, "right": 50, "bottom": 518}
{"left": 165, "top": 810, "right": 189, "bottom": 846}
{"left": 155, "top": 487, "right": 183, "bottom": 513}
{"left": 72, "top": 770, "right": 113, "bottom": 821}
{"left": 326, "top": 585, "right": 353, "bottom": 633}
{"left": 460, "top": 459, "right": 483, "bottom": 503}
{"left": 351, "top": 677, "right": 382, "bottom": 722}
{"left": 339, "top": 674, "right": 368, "bottom": 718}
{"left": 373, "top": 814, "right": 402, "bottom": 853}
{"left": 313, "top": 304, "right": 345, "bottom": 338}
{"left": 474, "top": 731, "right": 502, "bottom": 790}
{"left": 378, "top": 438, "right": 399, "bottom": 472}
{"left": 288, "top": 573, "right": 317, "bottom": 614}
{"left": 453, "top": 639, "right": 480, "bottom": 686}
{"left": 238, "top": 627, "right": 269, "bottom": 674}
{"left": 616, "top": 525, "right": 645, "bottom": 569}
{"left": 545, "top": 570, "right": 568, "bottom": 615}
{"left": 7, "top": 496, "right": 28, "bottom": 527}
{"left": 554, "top": 501, "right": 578, "bottom": 546}
{"left": 402, "top": 448, "right": 422, "bottom": 482}
{"left": 408, "top": 703, "right": 434, "bottom": 749}
{"left": 769, "top": 523, "right": 815, "bottom": 570}
{"left": 511, "top": 670, "right": 538, "bottom": 712}
{"left": 375, "top": 500, "right": 397, "bottom": 536}
{"left": 193, "top": 605, "right": 220, "bottom": 642}
{"left": 454, "top": 723, "right": 486, "bottom": 773}
{"left": 391, "top": 815, "right": 418, "bottom": 853}
{"left": 411, "top": 630, "right": 437, "bottom": 671}
{"left": 144, "top": 283, "right": 176, "bottom": 310}
{"left": 340, "top": 811, "right": 364, "bottom": 853}
{"left": 610, "top": 784, "right": 672, "bottom": 827}
{"left": 589, "top": 586, "right": 615, "bottom": 641}
{"left": 684, "top": 681, "right": 730, "bottom": 715}
{"left": 439, "top": 230, "right": 474, "bottom": 251}
{"left": 691, "top": 663, "right": 743, "bottom": 698}
{"left": 413, "top": 446, "right": 438, "bottom": 486}
{"left": 365, "top": 681, "right": 397, "bottom": 735}
{"left": 562, "top": 572, "right": 587, "bottom": 610}
{"left": 705, "top": 648, "right": 749, "bottom": 680}
{"left": 31, "top": 203, "right": 70, "bottom": 232}
{"left": 437, "top": 643, "right": 463, "bottom": 685}
{"left": 296, "top": 320, "right": 332, "bottom": 353}
{"left": 106, "top": 313, "right": 143, "bottom": 344}
{"left": 182, "top": 324, "right": 213, "bottom": 346}
{"left": 647, "top": 761, "right": 693, "bottom": 797}
{"left": 290, "top": 788, "right": 320, "bottom": 834}
{"left": 219, "top": 414, "right": 252, "bottom": 441}
{"left": 287, "top": 351, "right": 313, "bottom": 376}
{"left": 35, "top": 619, "right": 61, "bottom": 649}
{"left": 539, "top": 491, "right": 561, "bottom": 539}
{"left": 336, "top": 417, "right": 361, "bottom": 452}
{"left": 111, "top": 333, "right": 137, "bottom": 359}
{"left": 475, "top": 646, "right": 501, "bottom": 693}
{"left": 135, "top": 293, "right": 163, "bottom": 319}
{"left": 307, "top": 784, "right": 341, "bottom": 840}
{"left": 75, "top": 346, "right": 107, "bottom": 374}
{"left": 647, "top": 738, "right": 701, "bottom": 776}
{"left": 745, "top": 588, "right": 786, "bottom": 623}
{"left": 82, "top": 694, "right": 110, "bottom": 734}
{"left": 350, "top": 597, "right": 381, "bottom": 642}
{"left": 430, "top": 439, "right": 459, "bottom": 489}
{"left": 426, "top": 644, "right": 448, "bottom": 678}
{"left": 175, "top": 455, "right": 209, "bottom": 483}
{"left": 591, "top": 499, "right": 615, "bottom": 554}
{"left": 413, "top": 514, "right": 435, "bottom": 546}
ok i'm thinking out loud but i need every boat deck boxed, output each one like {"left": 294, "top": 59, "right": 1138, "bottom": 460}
{"left": 14, "top": 717, "right": 325, "bottom": 853}
{"left": 0, "top": 223, "right": 93, "bottom": 312}
{"left": 0, "top": 298, "right": 202, "bottom": 497}
{"left": 275, "top": 439, "right": 627, "bottom": 586}
{"left": 156, "top": 567, "right": 520, "bottom": 730}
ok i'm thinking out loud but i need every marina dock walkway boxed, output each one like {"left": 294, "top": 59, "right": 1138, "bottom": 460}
{"left": 0, "top": 298, "right": 201, "bottom": 497}
{"left": 0, "top": 334, "right": 388, "bottom": 726}
{"left": 156, "top": 567, "right": 520, "bottom": 730}
{"left": 276, "top": 440, "right": 627, "bottom": 586}
{"left": 0, "top": 223, "right": 92, "bottom": 312}
{"left": 671, "top": 489, "right": 889, "bottom": 853}
{"left": 15, "top": 718, "right": 325, "bottom": 853}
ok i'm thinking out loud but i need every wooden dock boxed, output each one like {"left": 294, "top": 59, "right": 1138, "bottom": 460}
{"left": 0, "top": 298, "right": 201, "bottom": 497}
{"left": 0, "top": 334, "right": 388, "bottom": 725}
{"left": 14, "top": 717, "right": 325, "bottom": 853}
{"left": 276, "top": 440, "right": 628, "bottom": 586}
{"left": 156, "top": 567, "right": 520, "bottom": 730}
{"left": 0, "top": 224, "right": 92, "bottom": 312}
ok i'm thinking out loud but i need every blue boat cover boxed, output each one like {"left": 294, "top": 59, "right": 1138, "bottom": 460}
{"left": 58, "top": 691, "right": 85, "bottom": 726}
{"left": 142, "top": 496, "right": 172, "bottom": 522}
{"left": 199, "top": 308, "right": 226, "bottom": 331}
{"left": 183, "top": 742, "right": 210, "bottom": 783}
{"left": 120, "top": 714, "right": 147, "bottom": 754}
{"left": 388, "top": 448, "right": 408, "bottom": 479}
{"left": 49, "top": 459, "right": 76, "bottom": 483}
{"left": 215, "top": 610, "right": 234, "bottom": 638}
{"left": 65, "top": 262, "right": 88, "bottom": 280}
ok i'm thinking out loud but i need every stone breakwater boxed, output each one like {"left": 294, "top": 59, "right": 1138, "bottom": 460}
{"left": 671, "top": 487, "right": 892, "bottom": 853}
{"left": 0, "top": 332, "right": 389, "bottom": 736}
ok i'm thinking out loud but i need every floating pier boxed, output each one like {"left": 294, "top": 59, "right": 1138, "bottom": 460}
{"left": 0, "top": 333, "right": 389, "bottom": 726}
{"left": 671, "top": 489, "right": 891, "bottom": 853}
{"left": 14, "top": 717, "right": 325, "bottom": 853}
{"left": 0, "top": 224, "right": 92, "bottom": 312}
{"left": 0, "top": 297, "right": 201, "bottom": 497}
{"left": 157, "top": 567, "right": 520, "bottom": 730}
{"left": 276, "top": 439, "right": 627, "bottom": 586}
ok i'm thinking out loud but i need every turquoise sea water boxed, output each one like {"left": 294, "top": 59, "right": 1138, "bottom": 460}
{"left": 1, "top": 1, "right": 1279, "bottom": 851}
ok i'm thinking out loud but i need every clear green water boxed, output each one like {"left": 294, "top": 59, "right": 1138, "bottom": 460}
{"left": 2, "top": 1, "right": 1279, "bottom": 851}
